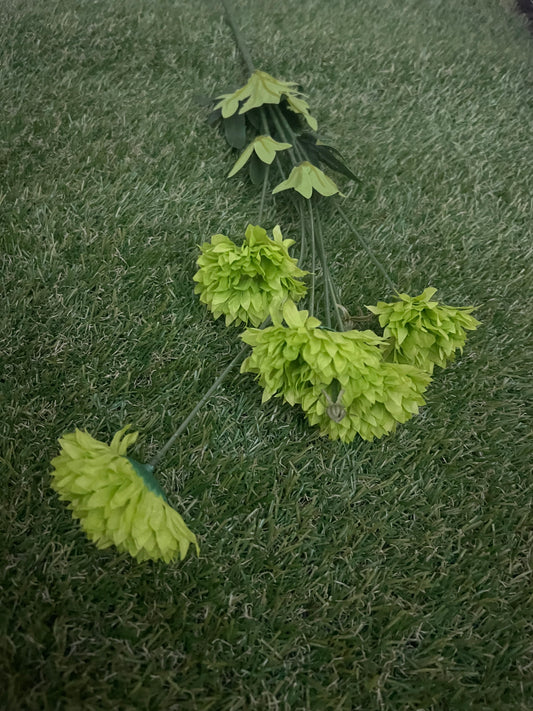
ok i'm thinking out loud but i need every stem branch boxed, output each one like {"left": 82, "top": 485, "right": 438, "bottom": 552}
{"left": 315, "top": 211, "right": 345, "bottom": 331}
{"left": 258, "top": 163, "right": 270, "bottom": 223}
{"left": 335, "top": 203, "right": 397, "bottom": 294}
{"left": 149, "top": 344, "right": 248, "bottom": 469}
{"left": 307, "top": 199, "right": 316, "bottom": 317}
{"left": 220, "top": 0, "right": 255, "bottom": 75}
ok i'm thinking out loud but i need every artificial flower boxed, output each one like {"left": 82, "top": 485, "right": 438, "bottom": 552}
{"left": 228, "top": 135, "right": 292, "bottom": 177}
{"left": 367, "top": 287, "right": 480, "bottom": 373}
{"left": 193, "top": 223, "right": 307, "bottom": 327}
{"left": 50, "top": 427, "right": 199, "bottom": 563}
{"left": 214, "top": 69, "right": 318, "bottom": 130}
{"left": 241, "top": 300, "right": 430, "bottom": 442}
{"left": 272, "top": 161, "right": 342, "bottom": 199}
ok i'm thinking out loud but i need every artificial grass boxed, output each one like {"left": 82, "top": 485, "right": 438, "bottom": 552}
{"left": 1, "top": 0, "right": 532, "bottom": 709}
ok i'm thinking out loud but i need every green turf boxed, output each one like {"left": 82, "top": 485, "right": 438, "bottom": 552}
{"left": 1, "top": 0, "right": 532, "bottom": 709}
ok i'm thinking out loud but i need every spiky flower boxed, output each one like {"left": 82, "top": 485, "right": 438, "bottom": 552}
{"left": 50, "top": 427, "right": 199, "bottom": 563}
{"left": 367, "top": 287, "right": 481, "bottom": 373}
{"left": 272, "top": 161, "right": 342, "bottom": 199}
{"left": 228, "top": 135, "right": 292, "bottom": 177}
{"left": 193, "top": 224, "right": 307, "bottom": 327}
{"left": 214, "top": 69, "right": 317, "bottom": 130}
{"left": 241, "top": 301, "right": 430, "bottom": 442}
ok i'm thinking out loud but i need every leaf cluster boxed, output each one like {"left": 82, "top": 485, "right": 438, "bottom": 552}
{"left": 208, "top": 70, "right": 359, "bottom": 194}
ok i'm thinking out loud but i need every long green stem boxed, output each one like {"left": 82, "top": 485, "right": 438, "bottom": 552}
{"left": 309, "top": 200, "right": 330, "bottom": 327}
{"left": 307, "top": 199, "right": 316, "bottom": 317}
{"left": 277, "top": 100, "right": 396, "bottom": 298}
{"left": 256, "top": 108, "right": 273, "bottom": 225}
{"left": 335, "top": 203, "right": 397, "bottom": 294}
{"left": 273, "top": 105, "right": 306, "bottom": 163}
{"left": 297, "top": 198, "right": 307, "bottom": 265}
{"left": 268, "top": 105, "right": 299, "bottom": 166}
{"left": 258, "top": 163, "right": 270, "bottom": 223}
{"left": 267, "top": 120, "right": 308, "bottom": 263}
{"left": 315, "top": 210, "right": 345, "bottom": 331}
{"left": 149, "top": 345, "right": 248, "bottom": 469}
{"left": 271, "top": 105, "right": 343, "bottom": 328}
{"left": 220, "top": 0, "right": 255, "bottom": 75}
{"left": 267, "top": 107, "right": 315, "bottom": 314}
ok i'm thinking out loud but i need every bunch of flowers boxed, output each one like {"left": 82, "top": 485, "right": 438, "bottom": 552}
{"left": 193, "top": 223, "right": 307, "bottom": 326}
{"left": 51, "top": 427, "right": 199, "bottom": 563}
{"left": 209, "top": 66, "right": 355, "bottom": 194}
{"left": 367, "top": 287, "right": 481, "bottom": 373}
{"left": 49, "top": 3, "right": 480, "bottom": 564}
{"left": 241, "top": 301, "right": 430, "bottom": 442}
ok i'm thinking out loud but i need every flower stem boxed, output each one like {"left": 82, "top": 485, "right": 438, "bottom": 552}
{"left": 271, "top": 105, "right": 344, "bottom": 328}
{"left": 307, "top": 199, "right": 316, "bottom": 318}
{"left": 308, "top": 200, "right": 330, "bottom": 327}
{"left": 258, "top": 163, "right": 270, "bottom": 223}
{"left": 275, "top": 98, "right": 396, "bottom": 298}
{"left": 220, "top": 0, "right": 255, "bottom": 75}
{"left": 315, "top": 210, "right": 345, "bottom": 331}
{"left": 267, "top": 107, "right": 317, "bottom": 315}
{"left": 272, "top": 105, "right": 306, "bottom": 163}
{"left": 256, "top": 108, "right": 273, "bottom": 225}
{"left": 149, "top": 344, "right": 248, "bottom": 469}
{"left": 335, "top": 203, "right": 397, "bottom": 294}
{"left": 297, "top": 198, "right": 307, "bottom": 265}
{"left": 268, "top": 105, "right": 299, "bottom": 166}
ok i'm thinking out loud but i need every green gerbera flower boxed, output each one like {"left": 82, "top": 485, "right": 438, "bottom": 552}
{"left": 367, "top": 287, "right": 481, "bottom": 373}
{"left": 303, "top": 362, "right": 430, "bottom": 442}
{"left": 193, "top": 224, "right": 307, "bottom": 327}
{"left": 50, "top": 427, "right": 199, "bottom": 563}
{"left": 241, "top": 301, "right": 430, "bottom": 442}
{"left": 272, "top": 161, "right": 342, "bottom": 199}
{"left": 214, "top": 69, "right": 317, "bottom": 131}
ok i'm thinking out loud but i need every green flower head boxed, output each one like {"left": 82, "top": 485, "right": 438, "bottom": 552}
{"left": 214, "top": 69, "right": 318, "bottom": 131}
{"left": 228, "top": 135, "right": 292, "bottom": 178}
{"left": 367, "top": 287, "right": 481, "bottom": 373}
{"left": 272, "top": 162, "right": 342, "bottom": 199}
{"left": 50, "top": 427, "right": 199, "bottom": 563}
{"left": 241, "top": 301, "right": 430, "bottom": 442}
{"left": 194, "top": 224, "right": 307, "bottom": 327}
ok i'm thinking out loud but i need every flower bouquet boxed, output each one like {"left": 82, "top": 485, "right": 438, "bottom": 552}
{"left": 50, "top": 0, "right": 479, "bottom": 563}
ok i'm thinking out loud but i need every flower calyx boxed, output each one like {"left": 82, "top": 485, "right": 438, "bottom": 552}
{"left": 228, "top": 135, "right": 292, "bottom": 177}
{"left": 214, "top": 69, "right": 317, "bottom": 131}
{"left": 272, "top": 161, "right": 343, "bottom": 199}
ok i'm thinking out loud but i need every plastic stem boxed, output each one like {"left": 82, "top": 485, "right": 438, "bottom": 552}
{"left": 220, "top": 0, "right": 255, "bottom": 75}
{"left": 335, "top": 203, "right": 397, "bottom": 294}
{"left": 149, "top": 345, "right": 248, "bottom": 469}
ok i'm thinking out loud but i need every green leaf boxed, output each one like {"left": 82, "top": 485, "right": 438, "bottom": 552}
{"left": 298, "top": 134, "right": 360, "bottom": 182}
{"left": 224, "top": 113, "right": 247, "bottom": 149}
{"left": 249, "top": 151, "right": 268, "bottom": 186}
{"left": 254, "top": 138, "right": 275, "bottom": 164}
{"left": 228, "top": 143, "right": 254, "bottom": 177}
{"left": 279, "top": 99, "right": 305, "bottom": 133}
{"left": 245, "top": 108, "right": 263, "bottom": 131}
